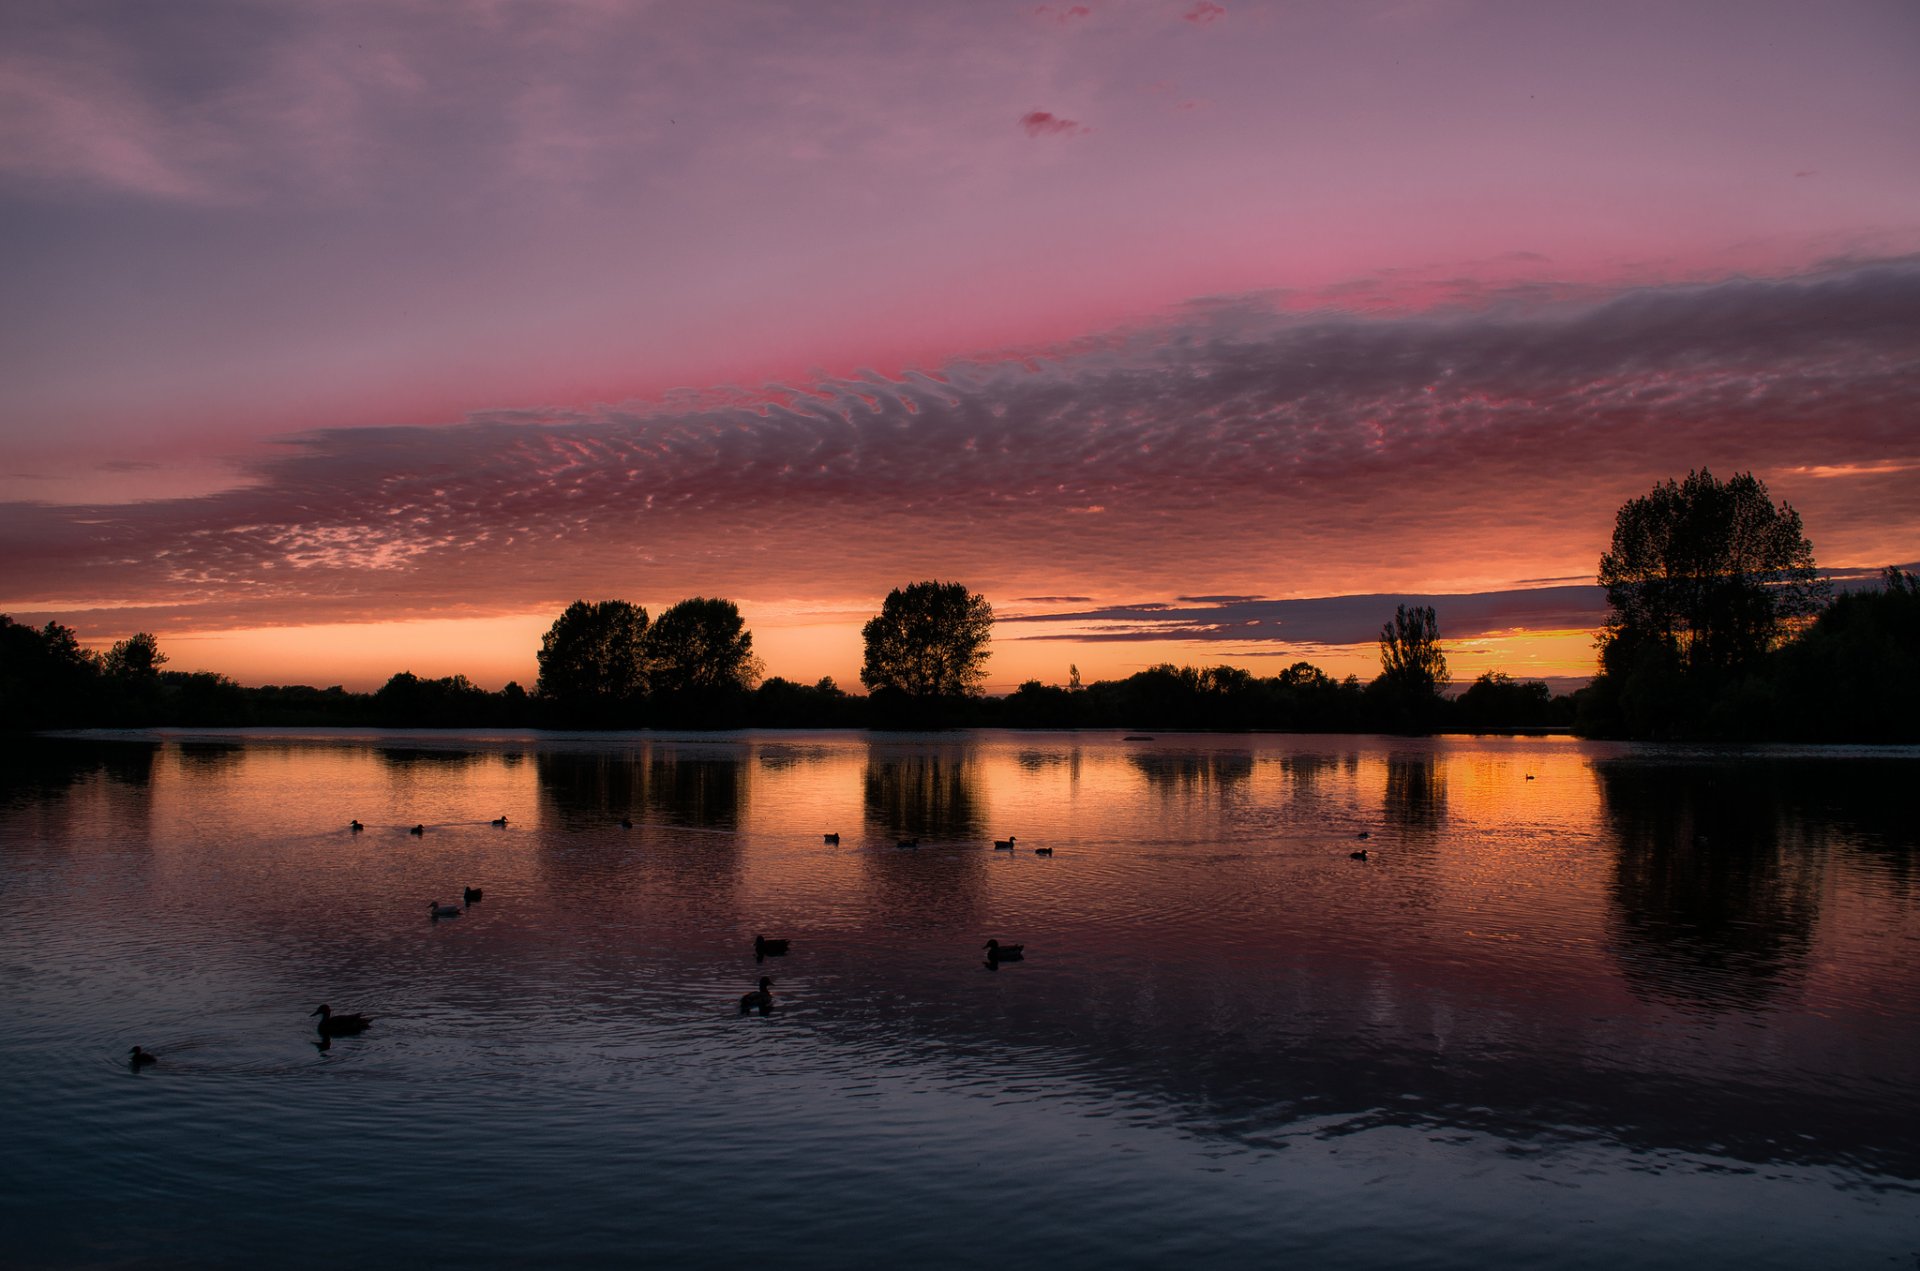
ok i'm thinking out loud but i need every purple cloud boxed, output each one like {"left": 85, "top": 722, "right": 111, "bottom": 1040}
{"left": 2, "top": 260, "right": 1917, "bottom": 639}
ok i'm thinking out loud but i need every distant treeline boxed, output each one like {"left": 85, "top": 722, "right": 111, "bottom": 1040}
{"left": 0, "top": 625, "right": 1572, "bottom": 735}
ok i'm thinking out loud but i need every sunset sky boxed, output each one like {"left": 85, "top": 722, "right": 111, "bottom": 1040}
{"left": 3, "top": 0, "right": 1916, "bottom": 694}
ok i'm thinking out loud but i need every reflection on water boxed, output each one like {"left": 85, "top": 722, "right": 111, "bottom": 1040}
{"left": 1600, "top": 760, "right": 1821, "bottom": 1012}
{"left": 2, "top": 730, "right": 1917, "bottom": 1269}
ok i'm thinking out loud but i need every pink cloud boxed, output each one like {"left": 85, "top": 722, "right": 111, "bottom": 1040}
{"left": 5, "top": 261, "right": 1917, "bottom": 640}
{"left": 1020, "top": 110, "right": 1087, "bottom": 138}
{"left": 1034, "top": 3, "right": 1093, "bottom": 23}
{"left": 1183, "top": 2, "right": 1226, "bottom": 26}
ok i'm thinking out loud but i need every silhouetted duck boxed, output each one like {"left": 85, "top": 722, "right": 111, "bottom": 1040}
{"left": 823, "top": 832, "right": 839, "bottom": 845}
{"left": 1525, "top": 773, "right": 1536, "bottom": 781}
{"left": 349, "top": 820, "right": 364, "bottom": 832}
{"left": 983, "top": 939, "right": 1024, "bottom": 962}
{"left": 410, "top": 824, "right": 425, "bottom": 836}
{"left": 429, "top": 899, "right": 462, "bottom": 918}
{"left": 739, "top": 977, "right": 774, "bottom": 1014}
{"left": 754, "top": 934, "right": 790, "bottom": 960}
{"left": 1356, "top": 830, "right": 1371, "bottom": 840}
{"left": 1350, "top": 848, "right": 1368, "bottom": 861}
{"left": 128, "top": 1046, "right": 157, "bottom": 1069}
{"left": 463, "top": 886, "right": 483, "bottom": 904}
{"left": 490, "top": 815, "right": 508, "bottom": 827}
{"left": 620, "top": 816, "right": 634, "bottom": 829}
{"left": 896, "top": 837, "right": 919, "bottom": 850}
{"left": 1033, "top": 846, "right": 1053, "bottom": 857}
{"left": 312, "top": 1004, "right": 373, "bottom": 1036}
{"left": 993, "top": 836, "right": 1016, "bottom": 850}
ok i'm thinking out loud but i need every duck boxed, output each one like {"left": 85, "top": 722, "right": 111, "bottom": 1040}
{"left": 1350, "top": 848, "right": 1368, "bottom": 861}
{"left": 1524, "top": 773, "right": 1536, "bottom": 781}
{"left": 490, "top": 815, "right": 509, "bottom": 827}
{"left": 896, "top": 837, "right": 919, "bottom": 850}
{"left": 349, "top": 820, "right": 364, "bottom": 832}
{"left": 312, "top": 1004, "right": 373, "bottom": 1036}
{"left": 1356, "top": 830, "right": 1371, "bottom": 840}
{"left": 619, "top": 816, "right": 634, "bottom": 829}
{"left": 983, "top": 939, "right": 1024, "bottom": 962}
{"left": 128, "top": 1045, "right": 157, "bottom": 1068}
{"left": 462, "top": 886, "right": 483, "bottom": 904}
{"left": 1033, "top": 846, "right": 1053, "bottom": 857}
{"left": 409, "top": 824, "right": 425, "bottom": 836}
{"left": 739, "top": 977, "right": 774, "bottom": 1014}
{"left": 754, "top": 934, "right": 790, "bottom": 959}
{"left": 429, "top": 899, "right": 462, "bottom": 918}
{"left": 993, "top": 836, "right": 1017, "bottom": 850}
{"left": 823, "top": 832, "right": 839, "bottom": 845}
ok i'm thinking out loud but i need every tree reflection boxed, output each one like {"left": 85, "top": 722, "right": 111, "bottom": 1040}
{"left": 858, "top": 749, "right": 988, "bottom": 924}
{"left": 1126, "top": 750, "right": 1253, "bottom": 800}
{"left": 535, "top": 749, "right": 748, "bottom": 831}
{"left": 1381, "top": 752, "right": 1447, "bottom": 833}
{"left": 1599, "top": 760, "right": 1820, "bottom": 1012}
{"left": 862, "top": 748, "right": 983, "bottom": 843}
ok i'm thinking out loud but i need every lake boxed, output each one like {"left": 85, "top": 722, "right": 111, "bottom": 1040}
{"left": 2, "top": 729, "right": 1916, "bottom": 1268}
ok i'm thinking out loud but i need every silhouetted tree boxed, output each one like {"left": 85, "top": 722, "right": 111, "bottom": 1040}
{"left": 1, "top": 615, "right": 102, "bottom": 730}
{"left": 103, "top": 632, "right": 167, "bottom": 679}
{"left": 1771, "top": 566, "right": 1920, "bottom": 742}
{"left": 646, "top": 597, "right": 761, "bottom": 696}
{"left": 1377, "top": 604, "right": 1450, "bottom": 694}
{"left": 1456, "top": 671, "right": 1556, "bottom": 731}
{"left": 536, "top": 600, "right": 650, "bottom": 724}
{"left": 1598, "top": 469, "right": 1825, "bottom": 680}
{"left": 1371, "top": 604, "right": 1449, "bottom": 730}
{"left": 860, "top": 581, "right": 993, "bottom": 708}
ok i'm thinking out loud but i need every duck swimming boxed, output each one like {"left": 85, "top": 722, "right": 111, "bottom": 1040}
{"left": 1033, "top": 846, "right": 1053, "bottom": 857}
{"left": 312, "top": 1004, "right": 373, "bottom": 1036}
{"left": 429, "top": 900, "right": 462, "bottom": 918}
{"left": 983, "top": 939, "right": 1024, "bottom": 962}
{"left": 409, "top": 824, "right": 425, "bottom": 836}
{"left": 620, "top": 817, "right": 634, "bottom": 829}
{"left": 463, "top": 886, "right": 483, "bottom": 904}
{"left": 349, "top": 820, "right": 364, "bottom": 832}
{"left": 896, "top": 838, "right": 919, "bottom": 850}
{"left": 993, "top": 836, "right": 1016, "bottom": 850}
{"left": 490, "top": 815, "right": 508, "bottom": 827}
{"left": 1350, "top": 848, "right": 1368, "bottom": 861}
{"left": 128, "top": 1046, "right": 157, "bottom": 1069}
{"left": 739, "top": 977, "right": 774, "bottom": 1014}
{"left": 754, "top": 934, "right": 790, "bottom": 960}
{"left": 823, "top": 832, "right": 839, "bottom": 845}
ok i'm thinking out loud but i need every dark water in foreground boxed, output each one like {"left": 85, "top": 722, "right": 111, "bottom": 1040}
{"left": 2, "top": 729, "right": 1916, "bottom": 1268}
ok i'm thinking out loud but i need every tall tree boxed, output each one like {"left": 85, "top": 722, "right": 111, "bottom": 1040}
{"left": 1598, "top": 469, "right": 1825, "bottom": 677}
{"left": 646, "top": 598, "right": 761, "bottom": 696}
{"left": 1377, "top": 604, "right": 1450, "bottom": 695}
{"left": 535, "top": 600, "right": 651, "bottom": 718}
{"left": 860, "top": 581, "right": 993, "bottom": 699}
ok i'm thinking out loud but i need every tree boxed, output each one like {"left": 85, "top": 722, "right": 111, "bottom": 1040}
{"left": 1598, "top": 469, "right": 1825, "bottom": 678}
{"left": 645, "top": 598, "right": 761, "bottom": 696}
{"left": 860, "top": 581, "right": 993, "bottom": 699}
{"left": 1, "top": 616, "right": 102, "bottom": 729}
{"left": 103, "top": 632, "right": 167, "bottom": 678}
{"left": 535, "top": 600, "right": 651, "bottom": 719}
{"left": 1377, "top": 604, "right": 1450, "bottom": 695}
{"left": 1456, "top": 670, "right": 1555, "bottom": 731}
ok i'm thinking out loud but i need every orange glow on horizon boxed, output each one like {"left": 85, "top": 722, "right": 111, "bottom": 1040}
{"left": 92, "top": 612, "right": 1601, "bottom": 696}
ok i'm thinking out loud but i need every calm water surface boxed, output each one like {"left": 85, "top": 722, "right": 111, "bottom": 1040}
{"left": 3, "top": 729, "right": 1916, "bottom": 1268}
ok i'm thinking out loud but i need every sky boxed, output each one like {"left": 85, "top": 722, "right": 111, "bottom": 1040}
{"left": 2, "top": 0, "right": 1917, "bottom": 694}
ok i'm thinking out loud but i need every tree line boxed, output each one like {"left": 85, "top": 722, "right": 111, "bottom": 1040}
{"left": 2, "top": 469, "right": 1911, "bottom": 738}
